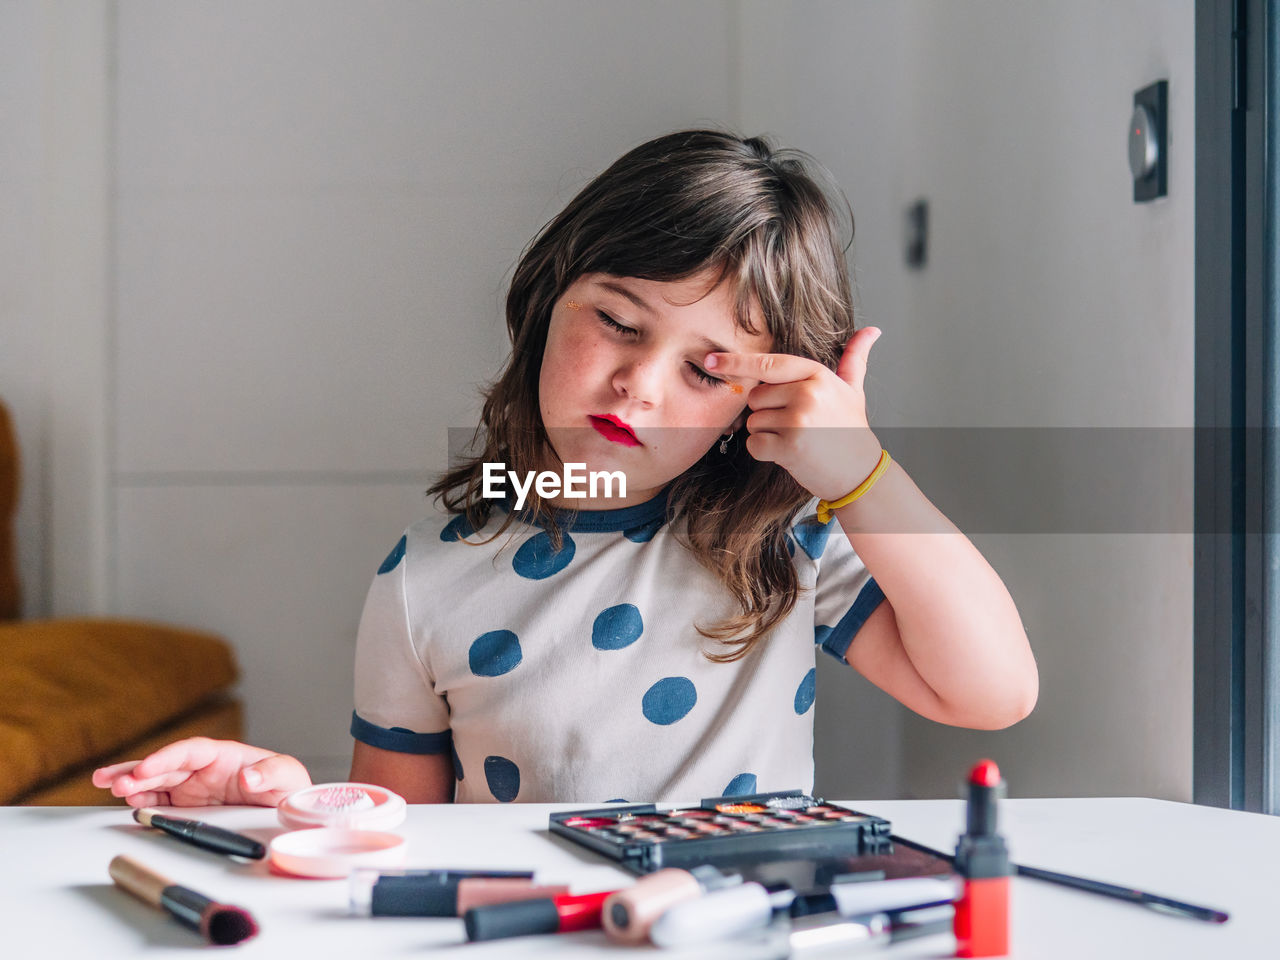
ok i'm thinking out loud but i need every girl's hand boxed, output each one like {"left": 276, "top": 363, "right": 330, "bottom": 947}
{"left": 91, "top": 737, "right": 312, "bottom": 808}
{"left": 706, "top": 327, "right": 883, "bottom": 501}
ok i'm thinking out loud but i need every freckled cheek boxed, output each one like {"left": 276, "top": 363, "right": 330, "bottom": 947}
{"left": 554, "top": 328, "right": 613, "bottom": 377}
{"left": 665, "top": 394, "right": 743, "bottom": 433}
{"left": 542, "top": 329, "right": 606, "bottom": 390}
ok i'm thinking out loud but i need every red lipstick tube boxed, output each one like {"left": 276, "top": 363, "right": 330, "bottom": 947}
{"left": 953, "top": 759, "right": 1010, "bottom": 957}
{"left": 463, "top": 889, "right": 615, "bottom": 941}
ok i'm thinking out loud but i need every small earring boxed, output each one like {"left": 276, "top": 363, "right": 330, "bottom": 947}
{"left": 718, "top": 432, "right": 735, "bottom": 455}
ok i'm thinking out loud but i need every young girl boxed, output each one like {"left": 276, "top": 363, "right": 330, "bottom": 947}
{"left": 94, "top": 129, "right": 1036, "bottom": 807}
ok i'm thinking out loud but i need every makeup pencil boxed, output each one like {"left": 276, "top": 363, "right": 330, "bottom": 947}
{"left": 1013, "top": 864, "right": 1230, "bottom": 924}
{"left": 108, "top": 854, "right": 259, "bottom": 945}
{"left": 892, "top": 808, "right": 1230, "bottom": 925}
{"left": 134, "top": 808, "right": 266, "bottom": 860}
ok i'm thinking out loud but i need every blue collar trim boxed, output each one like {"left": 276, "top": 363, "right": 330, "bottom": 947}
{"left": 506, "top": 488, "right": 670, "bottom": 533}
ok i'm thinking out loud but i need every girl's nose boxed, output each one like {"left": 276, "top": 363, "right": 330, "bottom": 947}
{"left": 612, "top": 356, "right": 661, "bottom": 406}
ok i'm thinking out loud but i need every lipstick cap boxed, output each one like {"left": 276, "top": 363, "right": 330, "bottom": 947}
{"left": 464, "top": 898, "right": 560, "bottom": 941}
{"left": 368, "top": 874, "right": 459, "bottom": 916}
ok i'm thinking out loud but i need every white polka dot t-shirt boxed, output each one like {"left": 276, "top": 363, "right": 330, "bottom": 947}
{"left": 350, "top": 491, "right": 884, "bottom": 803}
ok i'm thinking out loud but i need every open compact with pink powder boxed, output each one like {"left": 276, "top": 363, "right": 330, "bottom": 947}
{"left": 268, "top": 782, "right": 408, "bottom": 878}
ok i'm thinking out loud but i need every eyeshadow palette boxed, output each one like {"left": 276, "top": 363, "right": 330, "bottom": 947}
{"left": 548, "top": 790, "right": 893, "bottom": 874}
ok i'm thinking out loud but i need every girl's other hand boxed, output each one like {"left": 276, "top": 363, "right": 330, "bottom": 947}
{"left": 706, "top": 327, "right": 883, "bottom": 500}
{"left": 90, "top": 737, "right": 312, "bottom": 808}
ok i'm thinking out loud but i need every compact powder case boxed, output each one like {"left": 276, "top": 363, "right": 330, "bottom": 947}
{"left": 268, "top": 782, "right": 408, "bottom": 878}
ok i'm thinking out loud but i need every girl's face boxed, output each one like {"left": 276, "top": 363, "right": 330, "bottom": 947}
{"left": 538, "top": 270, "right": 771, "bottom": 508}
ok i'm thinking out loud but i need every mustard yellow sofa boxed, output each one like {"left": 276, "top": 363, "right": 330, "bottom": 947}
{"left": 0, "top": 400, "right": 243, "bottom": 804}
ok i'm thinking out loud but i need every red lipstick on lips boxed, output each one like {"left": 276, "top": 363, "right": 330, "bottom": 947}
{"left": 589, "top": 414, "right": 641, "bottom": 447}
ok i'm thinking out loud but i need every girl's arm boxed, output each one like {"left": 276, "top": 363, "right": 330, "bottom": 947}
{"left": 349, "top": 740, "right": 455, "bottom": 803}
{"left": 706, "top": 330, "right": 1037, "bottom": 730}
{"left": 834, "top": 461, "right": 1037, "bottom": 729}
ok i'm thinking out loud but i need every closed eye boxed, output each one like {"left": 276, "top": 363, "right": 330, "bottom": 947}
{"left": 596, "top": 310, "right": 638, "bottom": 337}
{"left": 688, "top": 363, "right": 726, "bottom": 388}
{"left": 597, "top": 309, "right": 724, "bottom": 388}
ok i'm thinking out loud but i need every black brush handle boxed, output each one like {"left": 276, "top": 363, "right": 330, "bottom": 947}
{"left": 152, "top": 814, "right": 266, "bottom": 860}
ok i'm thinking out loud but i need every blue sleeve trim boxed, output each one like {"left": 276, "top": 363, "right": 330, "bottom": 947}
{"left": 350, "top": 711, "right": 452, "bottom": 755}
{"left": 819, "top": 578, "right": 886, "bottom": 663}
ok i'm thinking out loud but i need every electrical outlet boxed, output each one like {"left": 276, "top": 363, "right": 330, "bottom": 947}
{"left": 1130, "top": 80, "right": 1168, "bottom": 202}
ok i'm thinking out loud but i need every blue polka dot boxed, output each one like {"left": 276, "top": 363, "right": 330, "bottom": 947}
{"left": 641, "top": 677, "right": 697, "bottom": 725}
{"left": 794, "top": 668, "right": 817, "bottom": 714}
{"left": 468, "top": 630, "right": 523, "bottom": 677}
{"left": 441, "top": 514, "right": 477, "bottom": 542}
{"left": 793, "top": 519, "right": 831, "bottom": 560}
{"left": 592, "top": 604, "right": 644, "bottom": 650}
{"left": 512, "top": 531, "right": 576, "bottom": 579}
{"left": 377, "top": 535, "right": 406, "bottom": 574}
{"left": 815, "top": 625, "right": 833, "bottom": 648}
{"left": 724, "top": 773, "right": 757, "bottom": 796}
{"left": 623, "top": 516, "right": 665, "bottom": 543}
{"left": 484, "top": 755, "right": 520, "bottom": 802}
{"left": 452, "top": 742, "right": 464, "bottom": 781}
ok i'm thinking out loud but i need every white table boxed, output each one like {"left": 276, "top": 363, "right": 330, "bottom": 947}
{"left": 4, "top": 797, "right": 1274, "bottom": 958}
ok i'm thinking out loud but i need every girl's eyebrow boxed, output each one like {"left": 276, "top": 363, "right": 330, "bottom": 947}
{"left": 596, "top": 280, "right": 656, "bottom": 316}
{"left": 594, "top": 280, "right": 732, "bottom": 354}
{"left": 695, "top": 334, "right": 732, "bottom": 355}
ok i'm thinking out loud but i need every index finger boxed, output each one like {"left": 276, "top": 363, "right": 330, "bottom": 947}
{"left": 92, "top": 760, "right": 142, "bottom": 787}
{"left": 132, "top": 738, "right": 225, "bottom": 780}
{"left": 705, "top": 351, "right": 823, "bottom": 385}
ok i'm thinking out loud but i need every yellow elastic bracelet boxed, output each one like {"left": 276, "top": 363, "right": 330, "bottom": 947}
{"left": 816, "top": 449, "right": 892, "bottom": 524}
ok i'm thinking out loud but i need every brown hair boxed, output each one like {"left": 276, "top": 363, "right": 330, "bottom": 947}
{"left": 428, "top": 128, "right": 858, "bottom": 661}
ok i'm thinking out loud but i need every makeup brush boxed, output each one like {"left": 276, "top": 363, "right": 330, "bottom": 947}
{"left": 134, "top": 808, "right": 266, "bottom": 860}
{"left": 108, "top": 855, "right": 259, "bottom": 945}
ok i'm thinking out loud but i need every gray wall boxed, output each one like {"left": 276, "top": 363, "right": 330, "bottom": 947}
{"left": 0, "top": 0, "right": 48, "bottom": 616}
{"left": 5, "top": 1, "right": 1194, "bottom": 800}
{"left": 893, "top": 0, "right": 1194, "bottom": 800}
{"left": 741, "top": 0, "right": 1194, "bottom": 800}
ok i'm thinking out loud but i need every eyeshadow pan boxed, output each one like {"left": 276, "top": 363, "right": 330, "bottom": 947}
{"left": 716, "top": 802, "right": 769, "bottom": 814}
{"left": 564, "top": 817, "right": 614, "bottom": 828}
{"left": 548, "top": 794, "right": 894, "bottom": 874}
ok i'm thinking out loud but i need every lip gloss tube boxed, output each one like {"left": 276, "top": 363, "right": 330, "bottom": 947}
{"left": 602, "top": 865, "right": 740, "bottom": 944}
{"left": 463, "top": 889, "right": 615, "bottom": 942}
